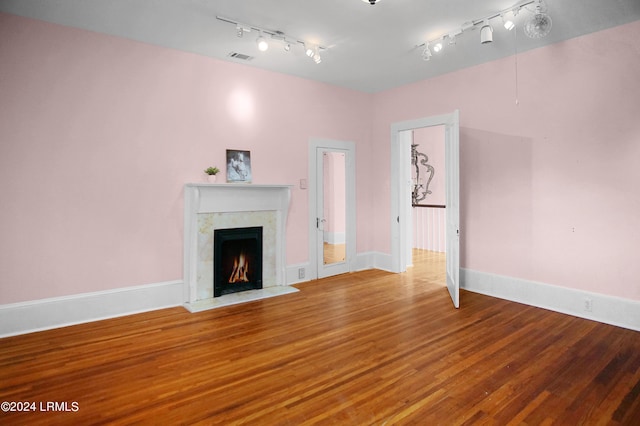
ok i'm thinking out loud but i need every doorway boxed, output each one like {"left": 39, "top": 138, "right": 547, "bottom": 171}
{"left": 390, "top": 111, "right": 460, "bottom": 307}
{"left": 308, "top": 139, "right": 356, "bottom": 280}
{"left": 408, "top": 125, "right": 447, "bottom": 285}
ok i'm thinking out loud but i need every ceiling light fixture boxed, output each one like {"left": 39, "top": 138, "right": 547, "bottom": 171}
{"left": 461, "top": 21, "right": 475, "bottom": 32}
{"left": 524, "top": 1, "right": 552, "bottom": 38}
{"left": 415, "top": 0, "right": 551, "bottom": 61}
{"left": 313, "top": 47, "right": 322, "bottom": 63}
{"left": 217, "top": 16, "right": 327, "bottom": 64}
{"left": 480, "top": 22, "right": 493, "bottom": 44}
{"left": 502, "top": 13, "right": 515, "bottom": 31}
{"left": 422, "top": 44, "right": 432, "bottom": 61}
{"left": 433, "top": 39, "right": 443, "bottom": 52}
{"left": 448, "top": 30, "right": 462, "bottom": 45}
{"left": 256, "top": 33, "right": 269, "bottom": 51}
{"left": 361, "top": 0, "right": 382, "bottom": 4}
{"left": 305, "top": 44, "right": 315, "bottom": 58}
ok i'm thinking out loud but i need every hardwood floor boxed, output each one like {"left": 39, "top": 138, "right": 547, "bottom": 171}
{"left": 1, "top": 250, "right": 639, "bottom": 425}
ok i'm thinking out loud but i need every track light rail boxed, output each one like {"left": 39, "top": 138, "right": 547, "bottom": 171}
{"left": 415, "top": 0, "right": 538, "bottom": 50}
{"left": 216, "top": 15, "right": 327, "bottom": 52}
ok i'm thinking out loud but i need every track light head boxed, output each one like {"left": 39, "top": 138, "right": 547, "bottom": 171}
{"left": 256, "top": 34, "right": 269, "bottom": 51}
{"left": 448, "top": 31, "right": 461, "bottom": 45}
{"left": 305, "top": 44, "right": 315, "bottom": 58}
{"left": 433, "top": 40, "right": 443, "bottom": 53}
{"left": 422, "top": 44, "right": 432, "bottom": 61}
{"left": 480, "top": 23, "right": 493, "bottom": 44}
{"left": 502, "top": 13, "right": 515, "bottom": 31}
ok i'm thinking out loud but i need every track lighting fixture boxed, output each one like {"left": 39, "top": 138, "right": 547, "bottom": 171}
{"left": 480, "top": 22, "right": 493, "bottom": 44}
{"left": 305, "top": 44, "right": 315, "bottom": 58}
{"left": 256, "top": 33, "right": 269, "bottom": 51}
{"left": 448, "top": 30, "right": 461, "bottom": 45}
{"left": 461, "top": 21, "right": 474, "bottom": 32}
{"left": 502, "top": 13, "right": 515, "bottom": 31}
{"left": 217, "top": 16, "right": 327, "bottom": 64}
{"left": 416, "top": 0, "right": 551, "bottom": 62}
{"left": 422, "top": 44, "right": 432, "bottom": 61}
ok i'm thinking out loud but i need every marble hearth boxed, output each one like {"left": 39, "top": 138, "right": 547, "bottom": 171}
{"left": 183, "top": 183, "right": 296, "bottom": 312}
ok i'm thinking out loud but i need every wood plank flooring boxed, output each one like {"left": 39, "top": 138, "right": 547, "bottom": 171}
{"left": 1, "top": 250, "right": 639, "bottom": 425}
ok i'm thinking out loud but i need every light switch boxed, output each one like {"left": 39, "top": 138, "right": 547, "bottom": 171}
{"left": 300, "top": 178, "right": 307, "bottom": 189}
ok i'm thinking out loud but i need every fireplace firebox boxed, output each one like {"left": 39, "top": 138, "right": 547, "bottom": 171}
{"left": 214, "top": 226, "right": 263, "bottom": 297}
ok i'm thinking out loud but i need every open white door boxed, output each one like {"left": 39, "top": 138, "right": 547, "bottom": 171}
{"left": 309, "top": 139, "right": 356, "bottom": 280}
{"left": 390, "top": 110, "right": 460, "bottom": 308}
{"left": 445, "top": 111, "right": 460, "bottom": 308}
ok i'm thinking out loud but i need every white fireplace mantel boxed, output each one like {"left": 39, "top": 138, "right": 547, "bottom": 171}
{"left": 183, "top": 183, "right": 293, "bottom": 310}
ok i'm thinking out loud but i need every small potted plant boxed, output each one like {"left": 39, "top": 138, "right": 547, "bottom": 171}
{"left": 204, "top": 166, "right": 220, "bottom": 183}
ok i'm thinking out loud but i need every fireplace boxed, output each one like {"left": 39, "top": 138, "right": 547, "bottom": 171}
{"left": 214, "top": 226, "right": 263, "bottom": 297}
{"left": 183, "top": 183, "right": 294, "bottom": 311}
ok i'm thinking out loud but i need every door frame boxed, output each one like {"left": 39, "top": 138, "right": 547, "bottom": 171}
{"left": 390, "top": 111, "right": 460, "bottom": 306}
{"left": 308, "top": 138, "right": 357, "bottom": 280}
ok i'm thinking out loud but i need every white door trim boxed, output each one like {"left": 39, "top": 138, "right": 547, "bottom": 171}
{"left": 390, "top": 111, "right": 460, "bottom": 306}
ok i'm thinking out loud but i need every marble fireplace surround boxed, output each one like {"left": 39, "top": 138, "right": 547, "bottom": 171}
{"left": 183, "top": 183, "right": 296, "bottom": 312}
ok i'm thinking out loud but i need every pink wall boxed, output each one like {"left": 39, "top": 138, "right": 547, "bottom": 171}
{"left": 1, "top": 12, "right": 639, "bottom": 306}
{"left": 372, "top": 20, "right": 640, "bottom": 301}
{"left": 0, "top": 13, "right": 373, "bottom": 304}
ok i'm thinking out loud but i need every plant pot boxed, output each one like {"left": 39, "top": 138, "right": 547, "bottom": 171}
{"left": 207, "top": 174, "right": 217, "bottom": 183}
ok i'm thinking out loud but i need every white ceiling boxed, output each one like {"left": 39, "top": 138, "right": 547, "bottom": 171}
{"left": 2, "top": 0, "right": 639, "bottom": 93}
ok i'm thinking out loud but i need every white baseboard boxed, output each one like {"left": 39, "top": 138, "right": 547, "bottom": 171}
{"left": 0, "top": 280, "right": 183, "bottom": 338}
{"left": 354, "top": 251, "right": 375, "bottom": 271}
{"left": 9, "top": 265, "right": 633, "bottom": 338}
{"left": 461, "top": 268, "right": 640, "bottom": 332}
{"left": 354, "top": 251, "right": 393, "bottom": 272}
{"left": 285, "top": 252, "right": 383, "bottom": 284}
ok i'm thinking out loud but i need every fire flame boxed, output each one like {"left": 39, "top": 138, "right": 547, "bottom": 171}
{"left": 229, "top": 252, "right": 250, "bottom": 283}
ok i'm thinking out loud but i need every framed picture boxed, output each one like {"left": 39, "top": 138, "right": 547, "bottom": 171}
{"left": 226, "top": 150, "right": 252, "bottom": 183}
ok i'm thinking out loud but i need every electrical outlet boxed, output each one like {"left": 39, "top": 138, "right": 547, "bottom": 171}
{"left": 298, "top": 268, "right": 305, "bottom": 279}
{"left": 584, "top": 298, "right": 593, "bottom": 312}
